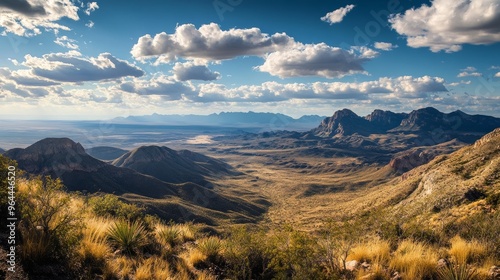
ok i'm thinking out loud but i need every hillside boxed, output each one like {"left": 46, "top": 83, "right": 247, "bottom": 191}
{"left": 4, "top": 138, "right": 267, "bottom": 225}
{"left": 112, "top": 145, "right": 236, "bottom": 185}
{"left": 387, "top": 128, "right": 500, "bottom": 221}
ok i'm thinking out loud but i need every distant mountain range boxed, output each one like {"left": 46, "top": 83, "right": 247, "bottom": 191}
{"left": 113, "top": 111, "right": 326, "bottom": 131}
{"left": 313, "top": 107, "right": 500, "bottom": 138}
{"left": 4, "top": 138, "right": 265, "bottom": 224}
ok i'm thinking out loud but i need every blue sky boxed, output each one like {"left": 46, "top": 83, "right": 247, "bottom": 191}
{"left": 0, "top": 0, "right": 499, "bottom": 119}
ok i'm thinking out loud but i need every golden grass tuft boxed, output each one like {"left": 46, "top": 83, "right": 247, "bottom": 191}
{"left": 448, "top": 236, "right": 487, "bottom": 264}
{"left": 135, "top": 257, "right": 173, "bottom": 280}
{"left": 389, "top": 240, "right": 439, "bottom": 279}
{"left": 106, "top": 256, "right": 137, "bottom": 279}
{"left": 348, "top": 238, "right": 391, "bottom": 264}
{"left": 182, "top": 248, "right": 207, "bottom": 269}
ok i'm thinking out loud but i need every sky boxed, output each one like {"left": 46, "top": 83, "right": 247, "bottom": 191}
{"left": 0, "top": 0, "right": 499, "bottom": 120}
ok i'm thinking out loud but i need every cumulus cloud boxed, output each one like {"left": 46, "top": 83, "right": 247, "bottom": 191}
{"left": 374, "top": 42, "right": 397, "bottom": 51}
{"left": 321, "top": 4, "right": 355, "bottom": 24}
{"left": 85, "top": 2, "right": 99, "bottom": 15}
{"left": 119, "top": 74, "right": 194, "bottom": 100}
{"left": 257, "top": 43, "right": 377, "bottom": 78}
{"left": 495, "top": 72, "right": 500, "bottom": 77}
{"left": 131, "top": 23, "right": 295, "bottom": 64}
{"left": 390, "top": 0, "right": 500, "bottom": 52}
{"left": 0, "top": 67, "right": 60, "bottom": 87}
{"left": 173, "top": 62, "right": 220, "bottom": 81}
{"left": 21, "top": 51, "right": 144, "bottom": 82}
{"left": 0, "top": 0, "right": 79, "bottom": 36}
{"left": 54, "top": 35, "right": 79, "bottom": 49}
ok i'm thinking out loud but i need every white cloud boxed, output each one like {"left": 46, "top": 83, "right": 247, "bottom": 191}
{"left": 54, "top": 35, "right": 79, "bottom": 49}
{"left": 22, "top": 51, "right": 144, "bottom": 82}
{"left": 390, "top": 0, "right": 500, "bottom": 52}
{"left": 172, "top": 62, "right": 220, "bottom": 81}
{"left": 321, "top": 4, "right": 355, "bottom": 24}
{"left": 374, "top": 42, "right": 397, "bottom": 51}
{"left": 131, "top": 23, "right": 295, "bottom": 64}
{"left": 85, "top": 2, "right": 99, "bottom": 15}
{"left": 85, "top": 20, "right": 94, "bottom": 28}
{"left": 495, "top": 72, "right": 500, "bottom": 78}
{"left": 0, "top": 0, "right": 79, "bottom": 36}
{"left": 119, "top": 74, "right": 195, "bottom": 100}
{"left": 461, "top": 66, "right": 477, "bottom": 72}
{"left": 457, "top": 71, "right": 482, "bottom": 77}
{"left": 257, "top": 43, "right": 377, "bottom": 78}
{"left": 116, "top": 75, "right": 447, "bottom": 103}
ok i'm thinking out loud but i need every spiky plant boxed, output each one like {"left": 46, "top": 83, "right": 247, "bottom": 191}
{"left": 107, "top": 220, "right": 147, "bottom": 255}
{"left": 156, "top": 226, "right": 181, "bottom": 248}
{"left": 438, "top": 262, "right": 479, "bottom": 280}
{"left": 198, "top": 236, "right": 223, "bottom": 261}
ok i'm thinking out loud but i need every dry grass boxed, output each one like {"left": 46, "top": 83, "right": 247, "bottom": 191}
{"left": 182, "top": 248, "right": 207, "bottom": 268}
{"left": 448, "top": 236, "right": 487, "bottom": 264}
{"left": 135, "top": 257, "right": 172, "bottom": 280}
{"left": 389, "top": 240, "right": 439, "bottom": 279}
{"left": 348, "top": 238, "right": 391, "bottom": 264}
{"left": 106, "top": 256, "right": 137, "bottom": 279}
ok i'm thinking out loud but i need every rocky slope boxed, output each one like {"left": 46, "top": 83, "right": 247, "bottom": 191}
{"left": 86, "top": 146, "right": 128, "bottom": 161}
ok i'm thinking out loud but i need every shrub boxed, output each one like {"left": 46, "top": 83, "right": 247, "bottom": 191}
{"left": 107, "top": 220, "right": 148, "bottom": 255}
{"left": 88, "top": 194, "right": 144, "bottom": 221}
{"left": 18, "top": 176, "right": 82, "bottom": 263}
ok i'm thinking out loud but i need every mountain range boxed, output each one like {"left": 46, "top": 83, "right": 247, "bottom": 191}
{"left": 113, "top": 111, "right": 325, "bottom": 131}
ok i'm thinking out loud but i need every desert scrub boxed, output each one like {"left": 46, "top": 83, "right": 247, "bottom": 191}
{"left": 18, "top": 176, "right": 82, "bottom": 263}
{"left": 107, "top": 220, "right": 148, "bottom": 255}
{"left": 88, "top": 193, "right": 144, "bottom": 221}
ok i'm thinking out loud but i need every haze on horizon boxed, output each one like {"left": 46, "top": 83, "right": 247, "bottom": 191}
{"left": 0, "top": 0, "right": 499, "bottom": 120}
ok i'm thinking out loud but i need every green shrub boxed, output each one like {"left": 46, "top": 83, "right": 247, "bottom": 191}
{"left": 18, "top": 176, "right": 82, "bottom": 264}
{"left": 107, "top": 220, "right": 148, "bottom": 255}
{"left": 198, "top": 236, "right": 223, "bottom": 262}
{"left": 88, "top": 194, "right": 144, "bottom": 221}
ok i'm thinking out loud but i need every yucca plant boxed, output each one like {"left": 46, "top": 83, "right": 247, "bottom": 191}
{"left": 156, "top": 225, "right": 181, "bottom": 248}
{"left": 107, "top": 220, "right": 147, "bottom": 255}
{"left": 198, "top": 236, "right": 223, "bottom": 261}
{"left": 438, "top": 262, "right": 479, "bottom": 280}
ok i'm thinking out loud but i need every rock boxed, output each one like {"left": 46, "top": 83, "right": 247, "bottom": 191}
{"left": 391, "top": 271, "right": 402, "bottom": 280}
{"left": 361, "top": 261, "right": 371, "bottom": 270}
{"left": 437, "top": 258, "right": 448, "bottom": 268}
{"left": 345, "top": 260, "right": 359, "bottom": 271}
{"left": 489, "top": 266, "right": 500, "bottom": 279}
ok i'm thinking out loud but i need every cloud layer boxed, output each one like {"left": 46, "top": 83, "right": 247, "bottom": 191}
{"left": 390, "top": 0, "right": 500, "bottom": 52}
{"left": 22, "top": 51, "right": 144, "bottom": 82}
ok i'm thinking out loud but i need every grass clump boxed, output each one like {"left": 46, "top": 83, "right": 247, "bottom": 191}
{"left": 198, "top": 236, "right": 224, "bottom": 261}
{"left": 389, "top": 240, "right": 439, "bottom": 279}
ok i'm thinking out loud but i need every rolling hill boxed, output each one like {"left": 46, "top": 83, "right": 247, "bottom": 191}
{"left": 112, "top": 145, "right": 236, "bottom": 185}
{"left": 4, "top": 138, "right": 267, "bottom": 225}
